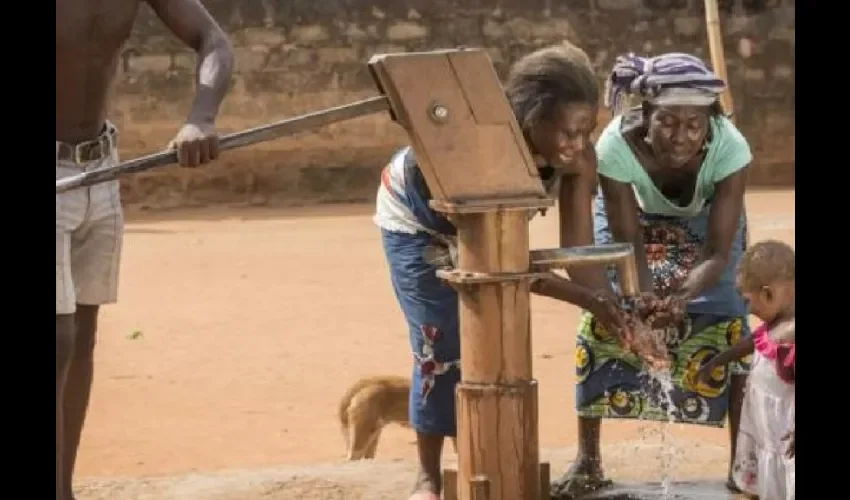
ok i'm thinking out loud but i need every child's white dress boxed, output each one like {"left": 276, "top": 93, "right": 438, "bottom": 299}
{"left": 732, "top": 323, "right": 795, "bottom": 500}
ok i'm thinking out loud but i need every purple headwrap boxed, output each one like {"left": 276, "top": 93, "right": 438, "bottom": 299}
{"left": 604, "top": 52, "right": 726, "bottom": 111}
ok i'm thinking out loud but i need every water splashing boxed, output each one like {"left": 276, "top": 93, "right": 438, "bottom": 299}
{"left": 624, "top": 303, "right": 684, "bottom": 499}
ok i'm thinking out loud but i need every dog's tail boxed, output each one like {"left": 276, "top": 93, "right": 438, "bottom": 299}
{"left": 338, "top": 396, "right": 350, "bottom": 449}
{"left": 338, "top": 380, "right": 363, "bottom": 451}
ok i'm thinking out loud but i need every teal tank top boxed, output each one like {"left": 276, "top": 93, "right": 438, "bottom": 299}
{"left": 595, "top": 114, "right": 752, "bottom": 216}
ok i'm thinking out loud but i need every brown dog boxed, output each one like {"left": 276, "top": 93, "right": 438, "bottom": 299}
{"left": 338, "top": 375, "right": 411, "bottom": 460}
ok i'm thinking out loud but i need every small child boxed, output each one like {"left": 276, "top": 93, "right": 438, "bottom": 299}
{"left": 697, "top": 240, "right": 795, "bottom": 500}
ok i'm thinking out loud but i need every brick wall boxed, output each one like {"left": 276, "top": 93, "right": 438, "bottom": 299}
{"left": 114, "top": 0, "right": 794, "bottom": 208}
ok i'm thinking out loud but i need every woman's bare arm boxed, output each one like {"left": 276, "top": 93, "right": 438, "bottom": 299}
{"left": 557, "top": 147, "right": 611, "bottom": 293}
{"left": 675, "top": 167, "right": 748, "bottom": 301}
{"left": 597, "top": 175, "right": 653, "bottom": 293}
{"left": 532, "top": 273, "right": 598, "bottom": 311}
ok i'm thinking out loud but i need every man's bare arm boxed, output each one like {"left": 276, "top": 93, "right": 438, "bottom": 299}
{"left": 146, "top": 0, "right": 234, "bottom": 125}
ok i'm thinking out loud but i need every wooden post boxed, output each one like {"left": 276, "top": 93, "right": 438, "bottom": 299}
{"left": 368, "top": 48, "right": 639, "bottom": 500}
{"left": 452, "top": 209, "right": 540, "bottom": 500}
{"left": 443, "top": 468, "right": 459, "bottom": 500}
{"left": 370, "top": 49, "right": 549, "bottom": 500}
{"left": 470, "top": 475, "right": 492, "bottom": 500}
{"left": 539, "top": 462, "right": 551, "bottom": 500}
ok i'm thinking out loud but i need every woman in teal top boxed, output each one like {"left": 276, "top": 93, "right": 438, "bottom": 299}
{"left": 553, "top": 53, "right": 753, "bottom": 497}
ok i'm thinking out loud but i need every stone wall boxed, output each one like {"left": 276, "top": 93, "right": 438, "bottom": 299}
{"left": 114, "top": 0, "right": 795, "bottom": 208}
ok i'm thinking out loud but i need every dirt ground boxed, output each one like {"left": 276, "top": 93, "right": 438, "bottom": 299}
{"left": 75, "top": 189, "right": 794, "bottom": 500}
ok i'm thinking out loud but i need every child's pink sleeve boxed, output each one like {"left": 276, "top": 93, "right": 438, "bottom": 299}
{"left": 752, "top": 323, "right": 773, "bottom": 357}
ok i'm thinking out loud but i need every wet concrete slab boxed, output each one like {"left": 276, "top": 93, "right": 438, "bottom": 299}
{"left": 575, "top": 480, "right": 745, "bottom": 500}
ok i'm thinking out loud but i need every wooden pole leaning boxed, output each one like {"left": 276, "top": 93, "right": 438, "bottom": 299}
{"left": 704, "top": 0, "right": 752, "bottom": 248}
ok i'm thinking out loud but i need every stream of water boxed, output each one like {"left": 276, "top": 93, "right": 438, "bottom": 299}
{"left": 643, "top": 367, "right": 680, "bottom": 498}
{"left": 620, "top": 298, "right": 688, "bottom": 499}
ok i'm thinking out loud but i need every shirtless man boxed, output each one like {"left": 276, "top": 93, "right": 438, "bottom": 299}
{"left": 56, "top": 1, "right": 233, "bottom": 498}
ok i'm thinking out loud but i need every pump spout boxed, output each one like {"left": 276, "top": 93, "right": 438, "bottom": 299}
{"left": 529, "top": 243, "right": 640, "bottom": 296}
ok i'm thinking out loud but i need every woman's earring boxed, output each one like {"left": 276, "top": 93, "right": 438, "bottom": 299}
{"left": 643, "top": 136, "right": 652, "bottom": 145}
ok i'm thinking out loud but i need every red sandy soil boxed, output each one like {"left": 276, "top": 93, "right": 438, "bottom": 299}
{"left": 75, "top": 189, "right": 794, "bottom": 499}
